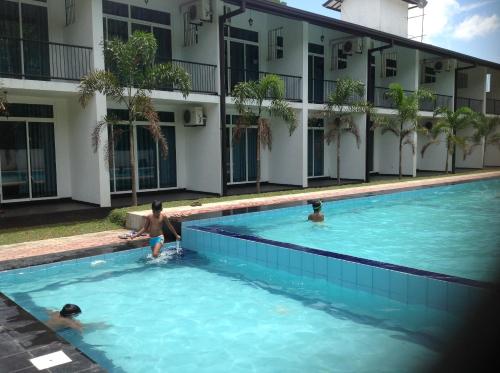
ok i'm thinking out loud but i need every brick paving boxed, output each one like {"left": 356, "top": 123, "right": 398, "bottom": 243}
{"left": 1, "top": 171, "right": 499, "bottom": 263}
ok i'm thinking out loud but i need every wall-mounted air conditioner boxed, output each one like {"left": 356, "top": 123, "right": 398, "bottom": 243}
{"left": 183, "top": 107, "right": 206, "bottom": 127}
{"left": 183, "top": 0, "right": 212, "bottom": 24}
{"left": 339, "top": 38, "right": 363, "bottom": 55}
{"left": 431, "top": 59, "right": 454, "bottom": 72}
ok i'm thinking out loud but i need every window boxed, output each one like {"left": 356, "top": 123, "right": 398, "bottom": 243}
{"left": 457, "top": 72, "right": 468, "bottom": 89}
{"left": 268, "top": 27, "right": 283, "bottom": 61}
{"left": 308, "top": 118, "right": 324, "bottom": 177}
{"left": 383, "top": 53, "right": 397, "bottom": 78}
{"left": 226, "top": 115, "right": 257, "bottom": 184}
{"left": 424, "top": 66, "right": 436, "bottom": 84}
{"left": 337, "top": 46, "right": 348, "bottom": 70}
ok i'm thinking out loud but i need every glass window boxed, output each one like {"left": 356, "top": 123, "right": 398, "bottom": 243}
{"left": 159, "top": 126, "right": 176, "bottom": 188}
{"left": 110, "top": 125, "right": 132, "bottom": 192}
{"left": 21, "top": 3, "right": 49, "bottom": 79}
{"left": 424, "top": 67, "right": 436, "bottom": 84}
{"left": 131, "top": 6, "right": 170, "bottom": 26}
{"left": 0, "top": 122, "right": 29, "bottom": 200}
{"left": 29, "top": 122, "right": 56, "bottom": 197}
{"left": 0, "top": 0, "right": 22, "bottom": 77}
{"left": 103, "top": 0, "right": 129, "bottom": 17}
{"left": 106, "top": 18, "right": 128, "bottom": 41}
{"left": 385, "top": 58, "right": 397, "bottom": 77}
{"left": 137, "top": 126, "right": 158, "bottom": 190}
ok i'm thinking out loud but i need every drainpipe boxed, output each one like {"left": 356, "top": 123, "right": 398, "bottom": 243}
{"left": 452, "top": 63, "right": 476, "bottom": 174}
{"left": 365, "top": 39, "right": 393, "bottom": 182}
{"left": 219, "top": 0, "right": 247, "bottom": 196}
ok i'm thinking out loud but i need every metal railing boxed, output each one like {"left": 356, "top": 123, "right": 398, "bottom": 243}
{"left": 456, "top": 97, "right": 483, "bottom": 112}
{"left": 486, "top": 98, "right": 500, "bottom": 115}
{"left": 0, "top": 37, "right": 93, "bottom": 81}
{"left": 309, "top": 79, "right": 337, "bottom": 104}
{"left": 226, "top": 68, "right": 302, "bottom": 102}
{"left": 171, "top": 59, "right": 217, "bottom": 95}
{"left": 419, "top": 94, "right": 453, "bottom": 112}
{"left": 373, "top": 86, "right": 414, "bottom": 109}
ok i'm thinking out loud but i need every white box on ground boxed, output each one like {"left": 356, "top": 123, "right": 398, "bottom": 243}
{"left": 30, "top": 350, "right": 72, "bottom": 370}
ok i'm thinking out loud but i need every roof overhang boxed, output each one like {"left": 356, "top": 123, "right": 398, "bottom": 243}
{"left": 323, "top": 0, "right": 420, "bottom": 12}
{"left": 223, "top": 0, "right": 500, "bottom": 70}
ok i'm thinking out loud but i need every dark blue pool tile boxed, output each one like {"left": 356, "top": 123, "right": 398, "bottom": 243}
{"left": 256, "top": 242, "right": 267, "bottom": 264}
{"left": 266, "top": 245, "right": 278, "bottom": 269}
{"left": 313, "top": 254, "right": 327, "bottom": 279}
{"left": 427, "top": 279, "right": 447, "bottom": 310}
{"left": 389, "top": 271, "right": 408, "bottom": 303}
{"left": 290, "top": 250, "right": 302, "bottom": 271}
{"left": 341, "top": 261, "right": 357, "bottom": 285}
{"left": 277, "top": 248, "right": 290, "bottom": 270}
{"left": 357, "top": 264, "right": 373, "bottom": 291}
{"left": 373, "top": 268, "right": 390, "bottom": 297}
{"left": 407, "top": 275, "right": 427, "bottom": 306}
{"left": 446, "top": 283, "right": 471, "bottom": 313}
{"left": 327, "top": 257, "right": 342, "bottom": 283}
{"left": 302, "top": 253, "right": 314, "bottom": 276}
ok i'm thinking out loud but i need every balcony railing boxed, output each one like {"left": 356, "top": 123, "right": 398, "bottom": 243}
{"left": 226, "top": 68, "right": 302, "bottom": 102}
{"left": 309, "top": 79, "right": 337, "bottom": 104}
{"left": 486, "top": 98, "right": 500, "bottom": 115}
{"left": 171, "top": 59, "right": 217, "bottom": 95}
{"left": 0, "top": 37, "right": 92, "bottom": 82}
{"left": 373, "top": 86, "right": 415, "bottom": 109}
{"left": 419, "top": 94, "right": 453, "bottom": 112}
{"left": 456, "top": 97, "right": 483, "bottom": 112}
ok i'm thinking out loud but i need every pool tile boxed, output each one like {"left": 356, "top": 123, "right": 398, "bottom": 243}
{"left": 266, "top": 245, "right": 278, "bottom": 269}
{"left": 313, "top": 254, "right": 327, "bottom": 279}
{"left": 356, "top": 264, "right": 373, "bottom": 291}
{"left": 246, "top": 241, "right": 257, "bottom": 262}
{"left": 210, "top": 233, "right": 220, "bottom": 253}
{"left": 427, "top": 279, "right": 447, "bottom": 310}
{"left": 372, "top": 268, "right": 390, "bottom": 297}
{"left": 302, "top": 253, "right": 314, "bottom": 276}
{"left": 236, "top": 239, "right": 247, "bottom": 259}
{"left": 407, "top": 275, "right": 427, "bottom": 306}
{"left": 389, "top": 271, "right": 408, "bottom": 303}
{"left": 256, "top": 243, "right": 267, "bottom": 264}
{"left": 289, "top": 250, "right": 302, "bottom": 271}
{"left": 277, "top": 248, "right": 290, "bottom": 270}
{"left": 327, "top": 257, "right": 342, "bottom": 284}
{"left": 446, "top": 283, "right": 470, "bottom": 313}
{"left": 341, "top": 261, "right": 356, "bottom": 286}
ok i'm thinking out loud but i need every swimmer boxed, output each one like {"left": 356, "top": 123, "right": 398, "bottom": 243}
{"left": 46, "top": 304, "right": 83, "bottom": 332}
{"left": 308, "top": 200, "right": 324, "bottom": 222}
{"left": 130, "top": 200, "right": 181, "bottom": 258}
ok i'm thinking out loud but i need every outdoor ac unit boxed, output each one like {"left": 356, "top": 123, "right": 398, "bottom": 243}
{"left": 183, "top": 107, "right": 206, "bottom": 127}
{"left": 340, "top": 38, "right": 363, "bottom": 54}
{"left": 433, "top": 59, "right": 453, "bottom": 72}
{"left": 186, "top": 0, "right": 212, "bottom": 24}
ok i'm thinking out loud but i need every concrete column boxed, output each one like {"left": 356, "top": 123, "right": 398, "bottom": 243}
{"left": 301, "top": 21, "right": 309, "bottom": 188}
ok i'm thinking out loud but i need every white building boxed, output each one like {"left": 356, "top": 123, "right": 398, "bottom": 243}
{"left": 0, "top": 0, "right": 499, "bottom": 208}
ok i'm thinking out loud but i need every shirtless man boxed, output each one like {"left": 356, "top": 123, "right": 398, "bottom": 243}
{"left": 46, "top": 304, "right": 83, "bottom": 332}
{"left": 130, "top": 200, "right": 181, "bottom": 258}
{"left": 308, "top": 200, "right": 324, "bottom": 222}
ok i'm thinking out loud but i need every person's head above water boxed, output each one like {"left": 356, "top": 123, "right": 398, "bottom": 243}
{"left": 60, "top": 304, "right": 81, "bottom": 318}
{"left": 312, "top": 200, "right": 322, "bottom": 213}
{"left": 152, "top": 200, "right": 162, "bottom": 215}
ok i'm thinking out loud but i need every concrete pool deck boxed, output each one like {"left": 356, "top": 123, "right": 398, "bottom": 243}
{"left": 0, "top": 170, "right": 499, "bottom": 264}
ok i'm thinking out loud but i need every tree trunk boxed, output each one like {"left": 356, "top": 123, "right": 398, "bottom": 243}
{"left": 256, "top": 122, "right": 261, "bottom": 194}
{"left": 336, "top": 132, "right": 341, "bottom": 185}
{"left": 445, "top": 148, "right": 449, "bottom": 174}
{"left": 398, "top": 135, "right": 403, "bottom": 180}
{"left": 129, "top": 122, "right": 138, "bottom": 206}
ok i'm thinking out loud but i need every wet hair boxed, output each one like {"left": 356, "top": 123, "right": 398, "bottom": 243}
{"left": 312, "top": 200, "right": 322, "bottom": 212}
{"left": 60, "top": 304, "right": 81, "bottom": 318}
{"left": 152, "top": 200, "right": 162, "bottom": 212}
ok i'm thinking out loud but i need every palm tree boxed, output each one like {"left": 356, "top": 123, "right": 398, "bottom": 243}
{"left": 471, "top": 113, "right": 500, "bottom": 168}
{"left": 232, "top": 74, "right": 296, "bottom": 193}
{"left": 79, "top": 31, "right": 191, "bottom": 206}
{"left": 420, "top": 106, "right": 475, "bottom": 174}
{"left": 372, "top": 83, "right": 433, "bottom": 179}
{"left": 323, "top": 78, "right": 370, "bottom": 185}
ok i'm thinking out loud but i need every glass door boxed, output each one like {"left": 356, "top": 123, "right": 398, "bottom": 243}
{"left": 228, "top": 120, "right": 258, "bottom": 184}
{"left": 308, "top": 54, "right": 324, "bottom": 104}
{"left": 159, "top": 126, "right": 176, "bottom": 188}
{"left": 21, "top": 3, "right": 49, "bottom": 80}
{"left": 308, "top": 120, "right": 324, "bottom": 177}
{"left": 0, "top": 122, "right": 29, "bottom": 200}
{"left": 0, "top": 0, "right": 22, "bottom": 78}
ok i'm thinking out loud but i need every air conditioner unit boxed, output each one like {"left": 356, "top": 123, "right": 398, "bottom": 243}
{"left": 183, "top": 107, "right": 206, "bottom": 127}
{"left": 186, "top": 0, "right": 212, "bottom": 24}
{"left": 340, "top": 38, "right": 363, "bottom": 54}
{"left": 433, "top": 59, "right": 453, "bottom": 72}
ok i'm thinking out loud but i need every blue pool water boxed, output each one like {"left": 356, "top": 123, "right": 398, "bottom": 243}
{"left": 201, "top": 179, "right": 500, "bottom": 282}
{"left": 1, "top": 248, "right": 461, "bottom": 373}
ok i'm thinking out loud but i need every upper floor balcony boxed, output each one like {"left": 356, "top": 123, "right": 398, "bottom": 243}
{"left": 373, "top": 86, "right": 453, "bottom": 111}
{"left": 456, "top": 97, "right": 483, "bottom": 113}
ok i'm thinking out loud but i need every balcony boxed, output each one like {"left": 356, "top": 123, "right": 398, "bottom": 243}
{"left": 226, "top": 68, "right": 302, "bottom": 102}
{"left": 0, "top": 37, "right": 92, "bottom": 82}
{"left": 486, "top": 98, "right": 500, "bottom": 115}
{"left": 456, "top": 97, "right": 483, "bottom": 113}
{"left": 419, "top": 94, "right": 453, "bottom": 112}
{"left": 171, "top": 59, "right": 217, "bottom": 95}
{"left": 373, "top": 86, "right": 414, "bottom": 109}
{"left": 308, "top": 80, "right": 337, "bottom": 104}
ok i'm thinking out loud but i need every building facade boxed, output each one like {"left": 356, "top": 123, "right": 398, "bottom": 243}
{"left": 0, "top": 0, "right": 499, "bottom": 207}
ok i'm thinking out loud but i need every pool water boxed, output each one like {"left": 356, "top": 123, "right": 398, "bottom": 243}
{"left": 1, "top": 249, "right": 460, "bottom": 373}
{"left": 203, "top": 179, "right": 500, "bottom": 281}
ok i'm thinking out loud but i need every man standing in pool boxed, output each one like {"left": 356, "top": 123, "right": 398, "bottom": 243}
{"left": 130, "top": 200, "right": 181, "bottom": 258}
{"left": 308, "top": 200, "right": 324, "bottom": 222}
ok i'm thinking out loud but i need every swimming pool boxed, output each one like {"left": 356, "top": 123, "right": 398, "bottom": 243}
{"left": 193, "top": 179, "right": 500, "bottom": 282}
{"left": 0, "top": 247, "right": 462, "bottom": 373}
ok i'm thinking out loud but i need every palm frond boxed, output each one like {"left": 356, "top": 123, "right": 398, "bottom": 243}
{"left": 79, "top": 70, "right": 123, "bottom": 107}
{"left": 402, "top": 138, "right": 415, "bottom": 155}
{"left": 259, "top": 118, "right": 273, "bottom": 150}
{"left": 134, "top": 94, "right": 168, "bottom": 157}
{"left": 420, "top": 139, "right": 440, "bottom": 158}
{"left": 149, "top": 63, "right": 191, "bottom": 98}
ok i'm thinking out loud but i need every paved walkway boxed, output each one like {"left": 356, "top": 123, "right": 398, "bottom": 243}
{"left": 1, "top": 171, "right": 499, "bottom": 263}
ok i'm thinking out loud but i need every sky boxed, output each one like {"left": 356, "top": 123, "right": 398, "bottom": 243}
{"left": 283, "top": 0, "right": 500, "bottom": 64}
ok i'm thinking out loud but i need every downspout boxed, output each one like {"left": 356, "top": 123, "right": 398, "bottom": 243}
{"left": 219, "top": 0, "right": 247, "bottom": 196}
{"left": 365, "top": 39, "right": 393, "bottom": 182}
{"left": 452, "top": 63, "right": 476, "bottom": 174}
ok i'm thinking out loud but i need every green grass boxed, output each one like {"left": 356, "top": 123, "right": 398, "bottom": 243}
{"left": 0, "top": 168, "right": 496, "bottom": 247}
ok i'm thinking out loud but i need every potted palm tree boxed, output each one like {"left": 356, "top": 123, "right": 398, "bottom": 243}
{"left": 323, "top": 78, "right": 371, "bottom": 185}
{"left": 420, "top": 106, "right": 475, "bottom": 174}
{"left": 471, "top": 113, "right": 500, "bottom": 168}
{"left": 372, "top": 83, "right": 433, "bottom": 179}
{"left": 79, "top": 31, "right": 191, "bottom": 206}
{"left": 232, "top": 74, "right": 296, "bottom": 193}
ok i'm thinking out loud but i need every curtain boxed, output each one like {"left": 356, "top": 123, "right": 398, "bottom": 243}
{"left": 137, "top": 126, "right": 157, "bottom": 190}
{"left": 0, "top": 122, "right": 29, "bottom": 200}
{"left": 159, "top": 126, "right": 176, "bottom": 188}
{"left": 29, "top": 122, "right": 56, "bottom": 198}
